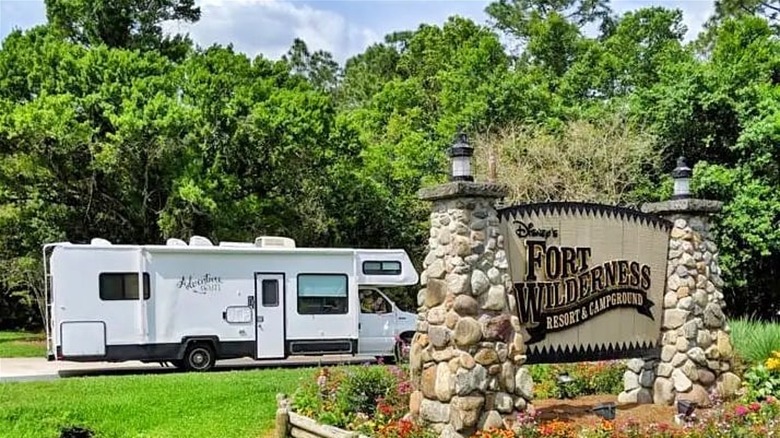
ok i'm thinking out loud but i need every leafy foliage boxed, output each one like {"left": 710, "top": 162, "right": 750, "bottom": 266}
{"left": 291, "top": 365, "right": 421, "bottom": 437}
{"left": 743, "top": 358, "right": 780, "bottom": 400}
{"left": 44, "top": 0, "right": 200, "bottom": 59}
{"left": 2, "top": 0, "right": 780, "bottom": 327}
{"left": 528, "top": 361, "right": 626, "bottom": 399}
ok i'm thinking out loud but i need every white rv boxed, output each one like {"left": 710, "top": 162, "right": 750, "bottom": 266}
{"left": 43, "top": 236, "right": 419, "bottom": 371}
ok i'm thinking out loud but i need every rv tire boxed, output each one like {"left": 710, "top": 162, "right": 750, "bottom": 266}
{"left": 394, "top": 332, "right": 413, "bottom": 364}
{"left": 393, "top": 341, "right": 408, "bottom": 364}
{"left": 183, "top": 343, "right": 215, "bottom": 372}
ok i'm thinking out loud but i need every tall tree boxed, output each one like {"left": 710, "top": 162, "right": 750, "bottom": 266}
{"left": 282, "top": 38, "right": 342, "bottom": 92}
{"left": 698, "top": 0, "right": 780, "bottom": 53}
{"left": 557, "top": 7, "right": 689, "bottom": 101}
{"left": 44, "top": 0, "right": 200, "bottom": 59}
{"left": 711, "top": 0, "right": 780, "bottom": 26}
{"left": 485, "top": 0, "right": 613, "bottom": 40}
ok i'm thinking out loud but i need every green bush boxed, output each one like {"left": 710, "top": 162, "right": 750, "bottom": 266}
{"left": 335, "top": 365, "right": 398, "bottom": 417}
{"left": 743, "top": 362, "right": 780, "bottom": 400}
{"left": 291, "top": 365, "right": 411, "bottom": 431}
{"left": 729, "top": 317, "right": 780, "bottom": 365}
{"left": 527, "top": 361, "right": 626, "bottom": 399}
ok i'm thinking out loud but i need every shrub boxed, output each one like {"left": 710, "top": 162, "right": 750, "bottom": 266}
{"left": 729, "top": 317, "right": 780, "bottom": 365}
{"left": 742, "top": 350, "right": 780, "bottom": 400}
{"left": 527, "top": 361, "right": 626, "bottom": 399}
{"left": 472, "top": 114, "right": 662, "bottom": 207}
{"left": 335, "top": 364, "right": 400, "bottom": 417}
{"left": 291, "top": 365, "right": 413, "bottom": 434}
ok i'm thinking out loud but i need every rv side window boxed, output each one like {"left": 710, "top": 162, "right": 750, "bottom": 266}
{"left": 262, "top": 280, "right": 279, "bottom": 307}
{"left": 297, "top": 274, "right": 348, "bottom": 315}
{"left": 362, "top": 261, "right": 402, "bottom": 276}
{"left": 99, "top": 273, "right": 150, "bottom": 301}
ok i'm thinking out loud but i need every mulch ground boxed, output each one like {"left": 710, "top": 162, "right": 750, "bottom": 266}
{"left": 533, "top": 394, "right": 685, "bottom": 428}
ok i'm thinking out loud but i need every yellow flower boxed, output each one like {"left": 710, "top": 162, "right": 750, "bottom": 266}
{"left": 766, "top": 356, "right": 780, "bottom": 372}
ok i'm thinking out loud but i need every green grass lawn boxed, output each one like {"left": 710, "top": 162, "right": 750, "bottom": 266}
{"left": 0, "top": 366, "right": 315, "bottom": 438}
{"left": 0, "top": 330, "right": 46, "bottom": 358}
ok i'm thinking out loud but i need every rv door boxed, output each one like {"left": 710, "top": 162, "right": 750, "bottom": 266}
{"left": 357, "top": 288, "right": 395, "bottom": 355}
{"left": 254, "top": 273, "right": 285, "bottom": 359}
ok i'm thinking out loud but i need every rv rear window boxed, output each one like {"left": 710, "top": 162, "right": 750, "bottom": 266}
{"left": 362, "top": 261, "right": 402, "bottom": 276}
{"left": 297, "top": 274, "right": 348, "bottom": 315}
{"left": 99, "top": 273, "right": 150, "bottom": 301}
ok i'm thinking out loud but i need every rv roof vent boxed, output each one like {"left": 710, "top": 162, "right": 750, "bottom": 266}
{"left": 189, "top": 235, "right": 214, "bottom": 246}
{"left": 219, "top": 241, "right": 254, "bottom": 248}
{"left": 90, "top": 238, "right": 112, "bottom": 246}
{"left": 166, "top": 238, "right": 187, "bottom": 246}
{"left": 254, "top": 236, "right": 296, "bottom": 248}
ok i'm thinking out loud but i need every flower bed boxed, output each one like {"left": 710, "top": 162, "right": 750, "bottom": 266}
{"left": 476, "top": 396, "right": 780, "bottom": 437}
{"left": 288, "top": 364, "right": 433, "bottom": 438}
{"left": 529, "top": 361, "right": 626, "bottom": 399}
{"left": 280, "top": 359, "right": 779, "bottom": 438}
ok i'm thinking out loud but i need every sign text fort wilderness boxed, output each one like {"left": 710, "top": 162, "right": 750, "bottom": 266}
{"left": 511, "top": 222, "right": 656, "bottom": 343}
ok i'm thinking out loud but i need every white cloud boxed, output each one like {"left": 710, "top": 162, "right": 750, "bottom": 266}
{"left": 164, "top": 0, "right": 381, "bottom": 63}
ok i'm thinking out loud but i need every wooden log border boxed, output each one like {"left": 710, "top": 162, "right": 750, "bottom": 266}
{"left": 276, "top": 393, "right": 370, "bottom": 438}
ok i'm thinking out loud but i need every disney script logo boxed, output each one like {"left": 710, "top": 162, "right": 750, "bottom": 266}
{"left": 513, "top": 220, "right": 559, "bottom": 240}
{"left": 177, "top": 274, "right": 223, "bottom": 294}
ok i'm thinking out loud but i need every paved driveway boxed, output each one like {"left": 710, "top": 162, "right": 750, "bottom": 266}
{"left": 0, "top": 355, "right": 377, "bottom": 382}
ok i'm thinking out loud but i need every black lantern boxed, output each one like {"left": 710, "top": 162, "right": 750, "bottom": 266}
{"left": 592, "top": 402, "right": 616, "bottom": 420}
{"left": 677, "top": 399, "right": 697, "bottom": 417}
{"left": 557, "top": 372, "right": 575, "bottom": 399}
{"left": 671, "top": 156, "right": 692, "bottom": 199}
{"left": 449, "top": 130, "right": 474, "bottom": 182}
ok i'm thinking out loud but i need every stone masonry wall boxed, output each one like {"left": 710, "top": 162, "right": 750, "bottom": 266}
{"left": 409, "top": 195, "right": 533, "bottom": 438}
{"left": 619, "top": 212, "right": 742, "bottom": 406}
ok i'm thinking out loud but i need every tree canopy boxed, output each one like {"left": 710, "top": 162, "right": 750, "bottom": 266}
{"left": 1, "top": 0, "right": 779, "bottom": 328}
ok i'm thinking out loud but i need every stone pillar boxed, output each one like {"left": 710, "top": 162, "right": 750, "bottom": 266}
{"left": 637, "top": 198, "right": 742, "bottom": 407}
{"left": 409, "top": 181, "right": 533, "bottom": 438}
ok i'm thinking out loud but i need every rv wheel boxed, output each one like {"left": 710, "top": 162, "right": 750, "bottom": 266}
{"left": 183, "top": 343, "right": 215, "bottom": 372}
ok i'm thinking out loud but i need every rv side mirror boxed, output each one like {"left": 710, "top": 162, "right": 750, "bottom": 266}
{"left": 248, "top": 296, "right": 255, "bottom": 309}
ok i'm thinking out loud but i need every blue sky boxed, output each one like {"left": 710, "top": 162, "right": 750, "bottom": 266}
{"left": 0, "top": 0, "right": 715, "bottom": 63}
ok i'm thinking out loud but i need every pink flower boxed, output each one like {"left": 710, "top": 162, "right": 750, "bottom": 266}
{"left": 397, "top": 380, "right": 412, "bottom": 395}
{"left": 735, "top": 405, "right": 749, "bottom": 416}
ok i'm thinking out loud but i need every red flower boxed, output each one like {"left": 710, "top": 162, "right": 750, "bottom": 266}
{"left": 379, "top": 402, "right": 394, "bottom": 416}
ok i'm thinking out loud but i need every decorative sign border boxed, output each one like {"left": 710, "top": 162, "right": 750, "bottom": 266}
{"left": 524, "top": 340, "right": 662, "bottom": 364}
{"left": 498, "top": 202, "right": 674, "bottom": 233}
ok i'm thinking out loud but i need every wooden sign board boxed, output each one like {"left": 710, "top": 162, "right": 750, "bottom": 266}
{"left": 498, "top": 203, "right": 672, "bottom": 364}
